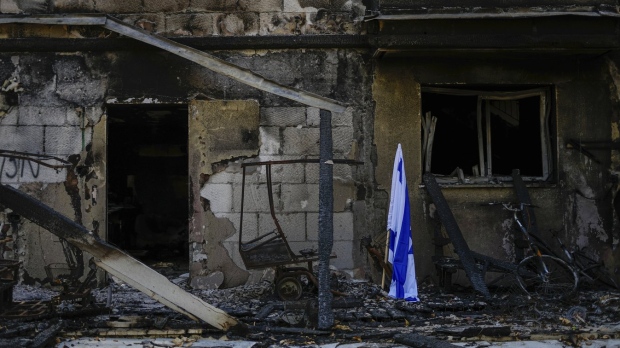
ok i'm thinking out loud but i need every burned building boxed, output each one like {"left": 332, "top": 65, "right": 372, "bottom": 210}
{"left": 0, "top": 0, "right": 619, "bottom": 296}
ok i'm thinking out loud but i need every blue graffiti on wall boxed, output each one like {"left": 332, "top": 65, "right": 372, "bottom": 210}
{"left": 0, "top": 157, "right": 40, "bottom": 181}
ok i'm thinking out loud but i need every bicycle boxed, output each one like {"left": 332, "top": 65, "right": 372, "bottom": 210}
{"left": 488, "top": 202, "right": 579, "bottom": 300}
{"left": 544, "top": 229, "right": 618, "bottom": 291}
{"left": 512, "top": 209, "right": 618, "bottom": 292}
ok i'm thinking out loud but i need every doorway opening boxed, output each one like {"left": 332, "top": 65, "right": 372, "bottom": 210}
{"left": 107, "top": 104, "right": 189, "bottom": 268}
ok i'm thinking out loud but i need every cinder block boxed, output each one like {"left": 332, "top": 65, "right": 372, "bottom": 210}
{"left": 96, "top": 0, "right": 143, "bottom": 12}
{"left": 0, "top": 126, "right": 43, "bottom": 153}
{"left": 261, "top": 107, "right": 306, "bottom": 126}
{"left": 306, "top": 212, "right": 318, "bottom": 241}
{"left": 164, "top": 14, "right": 192, "bottom": 35}
{"left": 216, "top": 13, "right": 259, "bottom": 36}
{"left": 144, "top": 0, "right": 190, "bottom": 12}
{"left": 190, "top": 0, "right": 239, "bottom": 12}
{"left": 306, "top": 212, "right": 354, "bottom": 242}
{"left": 52, "top": 0, "right": 96, "bottom": 12}
{"left": 283, "top": 0, "right": 320, "bottom": 12}
{"left": 44, "top": 126, "right": 85, "bottom": 155}
{"left": 199, "top": 183, "right": 233, "bottom": 213}
{"left": 120, "top": 14, "right": 166, "bottom": 34}
{"left": 259, "top": 212, "right": 306, "bottom": 242}
{"left": 333, "top": 107, "right": 355, "bottom": 127}
{"left": 331, "top": 240, "right": 354, "bottom": 269}
{"left": 333, "top": 212, "right": 354, "bottom": 241}
{"left": 65, "top": 107, "right": 81, "bottom": 126}
{"left": 281, "top": 183, "right": 319, "bottom": 213}
{"left": 333, "top": 180, "right": 356, "bottom": 212}
{"left": 208, "top": 165, "right": 244, "bottom": 185}
{"left": 20, "top": 106, "right": 64, "bottom": 126}
{"left": 250, "top": 156, "right": 305, "bottom": 184}
{"left": 17, "top": 163, "right": 67, "bottom": 184}
{"left": 232, "top": 182, "right": 278, "bottom": 213}
{"left": 259, "top": 12, "right": 304, "bottom": 35}
{"left": 282, "top": 127, "right": 319, "bottom": 155}
{"left": 259, "top": 127, "right": 281, "bottom": 155}
{"left": 184, "top": 13, "right": 218, "bottom": 36}
{"left": 191, "top": 0, "right": 282, "bottom": 12}
{"left": 305, "top": 162, "right": 353, "bottom": 184}
{"left": 333, "top": 126, "right": 354, "bottom": 155}
{"left": 306, "top": 107, "right": 320, "bottom": 127}
{"left": 243, "top": 0, "right": 282, "bottom": 12}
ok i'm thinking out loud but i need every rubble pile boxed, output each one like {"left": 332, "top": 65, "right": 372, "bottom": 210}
{"left": 2, "top": 269, "right": 620, "bottom": 347}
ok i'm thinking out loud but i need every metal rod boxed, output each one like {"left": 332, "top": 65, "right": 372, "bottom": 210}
{"left": 241, "top": 159, "right": 363, "bottom": 167}
{"left": 317, "top": 109, "right": 334, "bottom": 329}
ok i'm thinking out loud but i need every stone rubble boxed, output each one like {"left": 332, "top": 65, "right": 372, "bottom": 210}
{"left": 3, "top": 267, "right": 620, "bottom": 347}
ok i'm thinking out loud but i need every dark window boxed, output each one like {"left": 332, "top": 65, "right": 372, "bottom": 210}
{"left": 421, "top": 86, "right": 552, "bottom": 183}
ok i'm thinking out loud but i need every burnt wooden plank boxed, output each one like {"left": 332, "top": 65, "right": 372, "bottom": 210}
{"left": 0, "top": 184, "right": 242, "bottom": 332}
{"left": 423, "top": 173, "right": 490, "bottom": 297}
{"left": 394, "top": 333, "right": 461, "bottom": 348}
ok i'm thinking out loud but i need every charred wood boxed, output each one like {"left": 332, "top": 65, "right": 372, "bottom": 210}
{"left": 435, "top": 325, "right": 512, "bottom": 337}
{"left": 0, "top": 323, "right": 36, "bottom": 338}
{"left": 30, "top": 320, "right": 64, "bottom": 348}
{"left": 394, "top": 333, "right": 461, "bottom": 348}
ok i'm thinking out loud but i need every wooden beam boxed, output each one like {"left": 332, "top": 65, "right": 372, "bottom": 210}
{"left": 0, "top": 184, "right": 242, "bottom": 332}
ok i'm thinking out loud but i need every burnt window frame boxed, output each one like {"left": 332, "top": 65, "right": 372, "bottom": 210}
{"left": 421, "top": 86, "right": 553, "bottom": 184}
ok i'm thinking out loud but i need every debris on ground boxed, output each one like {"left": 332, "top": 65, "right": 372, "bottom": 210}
{"left": 2, "top": 267, "right": 620, "bottom": 348}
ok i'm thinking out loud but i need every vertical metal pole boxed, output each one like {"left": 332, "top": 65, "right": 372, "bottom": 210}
{"left": 317, "top": 108, "right": 334, "bottom": 329}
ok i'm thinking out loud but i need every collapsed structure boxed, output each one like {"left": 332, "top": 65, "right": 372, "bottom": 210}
{"left": 0, "top": 0, "right": 620, "bottom": 312}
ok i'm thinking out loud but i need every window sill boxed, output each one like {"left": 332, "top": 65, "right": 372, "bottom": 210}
{"left": 417, "top": 180, "right": 557, "bottom": 189}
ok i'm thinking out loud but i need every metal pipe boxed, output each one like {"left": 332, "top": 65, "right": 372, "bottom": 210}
{"left": 317, "top": 109, "right": 334, "bottom": 330}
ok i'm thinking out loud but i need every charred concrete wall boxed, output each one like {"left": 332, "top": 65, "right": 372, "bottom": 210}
{"left": 374, "top": 54, "right": 619, "bottom": 284}
{"left": 0, "top": 0, "right": 375, "bottom": 286}
{"left": 4, "top": 0, "right": 619, "bottom": 291}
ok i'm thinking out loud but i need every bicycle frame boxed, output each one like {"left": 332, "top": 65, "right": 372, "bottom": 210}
{"left": 509, "top": 204, "right": 551, "bottom": 277}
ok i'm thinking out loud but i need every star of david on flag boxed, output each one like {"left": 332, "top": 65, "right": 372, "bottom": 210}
{"left": 387, "top": 144, "right": 419, "bottom": 302}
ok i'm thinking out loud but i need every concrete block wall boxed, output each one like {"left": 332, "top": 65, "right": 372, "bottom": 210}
{"left": 0, "top": 53, "right": 105, "bottom": 186}
{"left": 214, "top": 104, "right": 359, "bottom": 272}
{"left": 0, "top": 0, "right": 365, "bottom": 38}
{"left": 0, "top": 2, "right": 373, "bottom": 283}
{"left": 0, "top": 52, "right": 107, "bottom": 282}
{"left": 0, "top": 103, "right": 95, "bottom": 186}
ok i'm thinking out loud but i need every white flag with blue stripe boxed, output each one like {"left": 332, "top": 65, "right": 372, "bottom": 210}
{"left": 387, "top": 144, "right": 419, "bottom": 302}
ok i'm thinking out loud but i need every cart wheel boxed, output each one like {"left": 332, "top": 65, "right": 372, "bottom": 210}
{"left": 276, "top": 276, "right": 303, "bottom": 301}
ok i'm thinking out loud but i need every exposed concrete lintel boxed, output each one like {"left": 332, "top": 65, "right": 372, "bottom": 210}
{"left": 0, "top": 14, "right": 347, "bottom": 113}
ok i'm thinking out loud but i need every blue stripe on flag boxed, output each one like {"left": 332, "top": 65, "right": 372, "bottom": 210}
{"left": 387, "top": 144, "right": 419, "bottom": 302}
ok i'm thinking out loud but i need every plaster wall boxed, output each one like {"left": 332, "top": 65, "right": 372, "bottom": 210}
{"left": 0, "top": 44, "right": 375, "bottom": 286}
{"left": 373, "top": 55, "right": 618, "bottom": 285}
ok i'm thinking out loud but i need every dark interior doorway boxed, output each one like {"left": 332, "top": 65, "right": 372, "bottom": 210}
{"left": 107, "top": 104, "right": 189, "bottom": 267}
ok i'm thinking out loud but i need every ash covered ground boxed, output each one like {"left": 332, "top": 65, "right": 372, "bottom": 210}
{"left": 4, "top": 266, "right": 620, "bottom": 348}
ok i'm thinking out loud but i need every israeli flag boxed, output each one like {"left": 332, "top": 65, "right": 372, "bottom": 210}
{"left": 387, "top": 144, "right": 419, "bottom": 302}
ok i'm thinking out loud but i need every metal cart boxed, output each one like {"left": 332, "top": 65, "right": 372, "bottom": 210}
{"left": 238, "top": 159, "right": 361, "bottom": 300}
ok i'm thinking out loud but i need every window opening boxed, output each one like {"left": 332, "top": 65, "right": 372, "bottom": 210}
{"left": 421, "top": 86, "right": 552, "bottom": 184}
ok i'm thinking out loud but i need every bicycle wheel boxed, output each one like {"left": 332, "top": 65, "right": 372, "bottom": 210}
{"left": 516, "top": 255, "right": 578, "bottom": 299}
{"left": 573, "top": 251, "right": 619, "bottom": 290}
